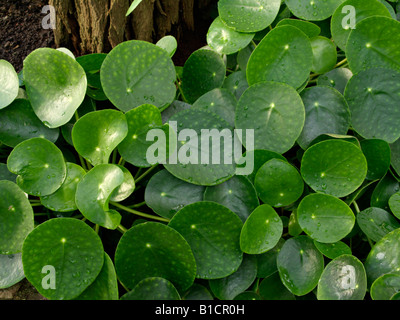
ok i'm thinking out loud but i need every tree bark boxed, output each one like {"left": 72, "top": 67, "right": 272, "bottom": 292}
{"left": 49, "top": 0, "right": 216, "bottom": 63}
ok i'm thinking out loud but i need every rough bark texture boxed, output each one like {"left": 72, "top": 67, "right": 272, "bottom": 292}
{"left": 49, "top": 0, "right": 216, "bottom": 64}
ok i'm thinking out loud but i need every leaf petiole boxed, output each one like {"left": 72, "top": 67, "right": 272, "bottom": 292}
{"left": 111, "top": 201, "right": 169, "bottom": 223}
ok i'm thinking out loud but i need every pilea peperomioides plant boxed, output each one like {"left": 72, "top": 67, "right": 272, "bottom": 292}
{"left": 2, "top": 0, "right": 400, "bottom": 301}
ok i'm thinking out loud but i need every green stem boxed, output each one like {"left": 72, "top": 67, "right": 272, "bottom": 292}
{"left": 353, "top": 201, "right": 360, "bottom": 214}
{"left": 367, "top": 236, "right": 374, "bottom": 248}
{"left": 86, "top": 161, "right": 93, "bottom": 170}
{"left": 134, "top": 167, "right": 144, "bottom": 180}
{"left": 94, "top": 224, "right": 100, "bottom": 234}
{"left": 30, "top": 203, "right": 43, "bottom": 207}
{"left": 135, "top": 165, "right": 158, "bottom": 184}
{"left": 176, "top": 73, "right": 188, "bottom": 103}
{"left": 78, "top": 154, "right": 88, "bottom": 171}
{"left": 119, "top": 279, "right": 130, "bottom": 293}
{"left": 129, "top": 201, "right": 147, "bottom": 209}
{"left": 335, "top": 58, "right": 347, "bottom": 69}
{"left": 111, "top": 201, "right": 169, "bottom": 223}
{"left": 111, "top": 149, "right": 117, "bottom": 164}
{"left": 117, "top": 224, "right": 128, "bottom": 234}
{"left": 118, "top": 157, "right": 125, "bottom": 166}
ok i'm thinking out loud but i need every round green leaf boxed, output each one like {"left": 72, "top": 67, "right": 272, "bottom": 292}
{"left": 298, "top": 193, "right": 355, "bottom": 243}
{"left": 256, "top": 238, "right": 285, "bottom": 278}
{"left": 313, "top": 240, "right": 352, "bottom": 259}
{"left": 118, "top": 104, "right": 174, "bottom": 168}
{"left": 181, "top": 49, "right": 226, "bottom": 104}
{"left": 276, "top": 235, "right": 324, "bottom": 296}
{"left": 7, "top": 138, "right": 67, "bottom": 197}
{"left": 310, "top": 36, "right": 337, "bottom": 74}
{"left": 370, "top": 274, "right": 400, "bottom": 300}
{"left": 389, "top": 192, "right": 400, "bottom": 219}
{"left": 331, "top": 0, "right": 391, "bottom": 51}
{"left": 391, "top": 139, "right": 400, "bottom": 177}
{"left": 247, "top": 25, "right": 313, "bottom": 89}
{"left": 22, "top": 218, "right": 104, "bottom": 300}
{"left": 309, "top": 133, "right": 360, "bottom": 148}
{"left": 161, "top": 100, "right": 192, "bottom": 124}
{"left": 0, "top": 181, "right": 34, "bottom": 254}
{"left": 204, "top": 175, "right": 259, "bottom": 223}
{"left": 209, "top": 255, "right": 257, "bottom": 300}
{"left": 0, "top": 60, "right": 19, "bottom": 109}
{"left": 114, "top": 222, "right": 196, "bottom": 291}
{"left": 40, "top": 163, "right": 85, "bottom": 212}
{"left": 254, "top": 159, "right": 304, "bottom": 207}
{"left": 207, "top": 17, "right": 254, "bottom": 55}
{"left": 164, "top": 109, "right": 236, "bottom": 186}
{"left": 75, "top": 252, "right": 118, "bottom": 300}
{"left": 276, "top": 18, "right": 321, "bottom": 38}
{"left": 0, "top": 253, "right": 25, "bottom": 289}
{"left": 193, "top": 88, "right": 237, "bottom": 128}
{"left": 347, "top": 16, "right": 400, "bottom": 73}
{"left": 235, "top": 81, "right": 305, "bottom": 154}
{"left": 233, "top": 291, "right": 262, "bottom": 300}
{"left": 380, "top": 0, "right": 397, "bottom": 18}
{"left": 145, "top": 169, "right": 205, "bottom": 220}
{"left": 288, "top": 210, "right": 303, "bottom": 237}
{"left": 23, "top": 48, "right": 87, "bottom": 128}
{"left": 109, "top": 165, "right": 135, "bottom": 202}
{"left": 391, "top": 292, "right": 400, "bottom": 300}
{"left": 360, "top": 139, "right": 391, "bottom": 180}
{"left": 317, "top": 255, "right": 367, "bottom": 300}
{"left": 285, "top": 0, "right": 346, "bottom": 21}
{"left": 370, "top": 172, "right": 399, "bottom": 211}
{"left": 0, "top": 99, "right": 59, "bottom": 148}
{"left": 121, "top": 277, "right": 180, "bottom": 300}
{"left": 168, "top": 201, "right": 243, "bottom": 279}
{"left": 259, "top": 272, "right": 295, "bottom": 300}
{"left": 317, "top": 68, "right": 353, "bottom": 94}
{"left": 75, "top": 164, "right": 124, "bottom": 230}
{"left": 72, "top": 110, "right": 128, "bottom": 166}
{"left": 183, "top": 284, "right": 214, "bottom": 300}
{"left": 218, "top": 0, "right": 281, "bottom": 33}
{"left": 223, "top": 71, "right": 249, "bottom": 100}
{"left": 300, "top": 139, "right": 368, "bottom": 197}
{"left": 0, "top": 163, "right": 16, "bottom": 182}
{"left": 156, "top": 36, "right": 178, "bottom": 58}
{"left": 356, "top": 207, "right": 400, "bottom": 243}
{"left": 100, "top": 40, "right": 176, "bottom": 112}
{"left": 76, "top": 53, "right": 108, "bottom": 101}
{"left": 344, "top": 68, "right": 400, "bottom": 143}
{"left": 240, "top": 204, "right": 283, "bottom": 254}
{"left": 297, "top": 86, "right": 351, "bottom": 150}
{"left": 236, "top": 149, "right": 286, "bottom": 183}
{"left": 237, "top": 43, "right": 255, "bottom": 71}
{"left": 364, "top": 228, "right": 400, "bottom": 286}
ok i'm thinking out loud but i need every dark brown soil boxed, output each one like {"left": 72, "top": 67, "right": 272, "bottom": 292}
{"left": 0, "top": 279, "right": 46, "bottom": 300}
{"left": 0, "top": 0, "right": 214, "bottom": 72}
{"left": 0, "top": 0, "right": 55, "bottom": 72}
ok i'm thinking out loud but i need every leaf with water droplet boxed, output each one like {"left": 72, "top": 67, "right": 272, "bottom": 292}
{"left": 22, "top": 218, "right": 104, "bottom": 300}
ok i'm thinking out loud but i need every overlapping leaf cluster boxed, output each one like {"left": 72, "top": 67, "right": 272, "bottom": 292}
{"left": 1, "top": 0, "right": 400, "bottom": 300}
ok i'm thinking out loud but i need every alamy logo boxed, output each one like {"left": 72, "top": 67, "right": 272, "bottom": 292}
{"left": 341, "top": 5, "right": 356, "bottom": 30}
{"left": 146, "top": 121, "right": 254, "bottom": 176}
{"left": 42, "top": 5, "right": 56, "bottom": 30}
{"left": 41, "top": 265, "right": 56, "bottom": 290}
